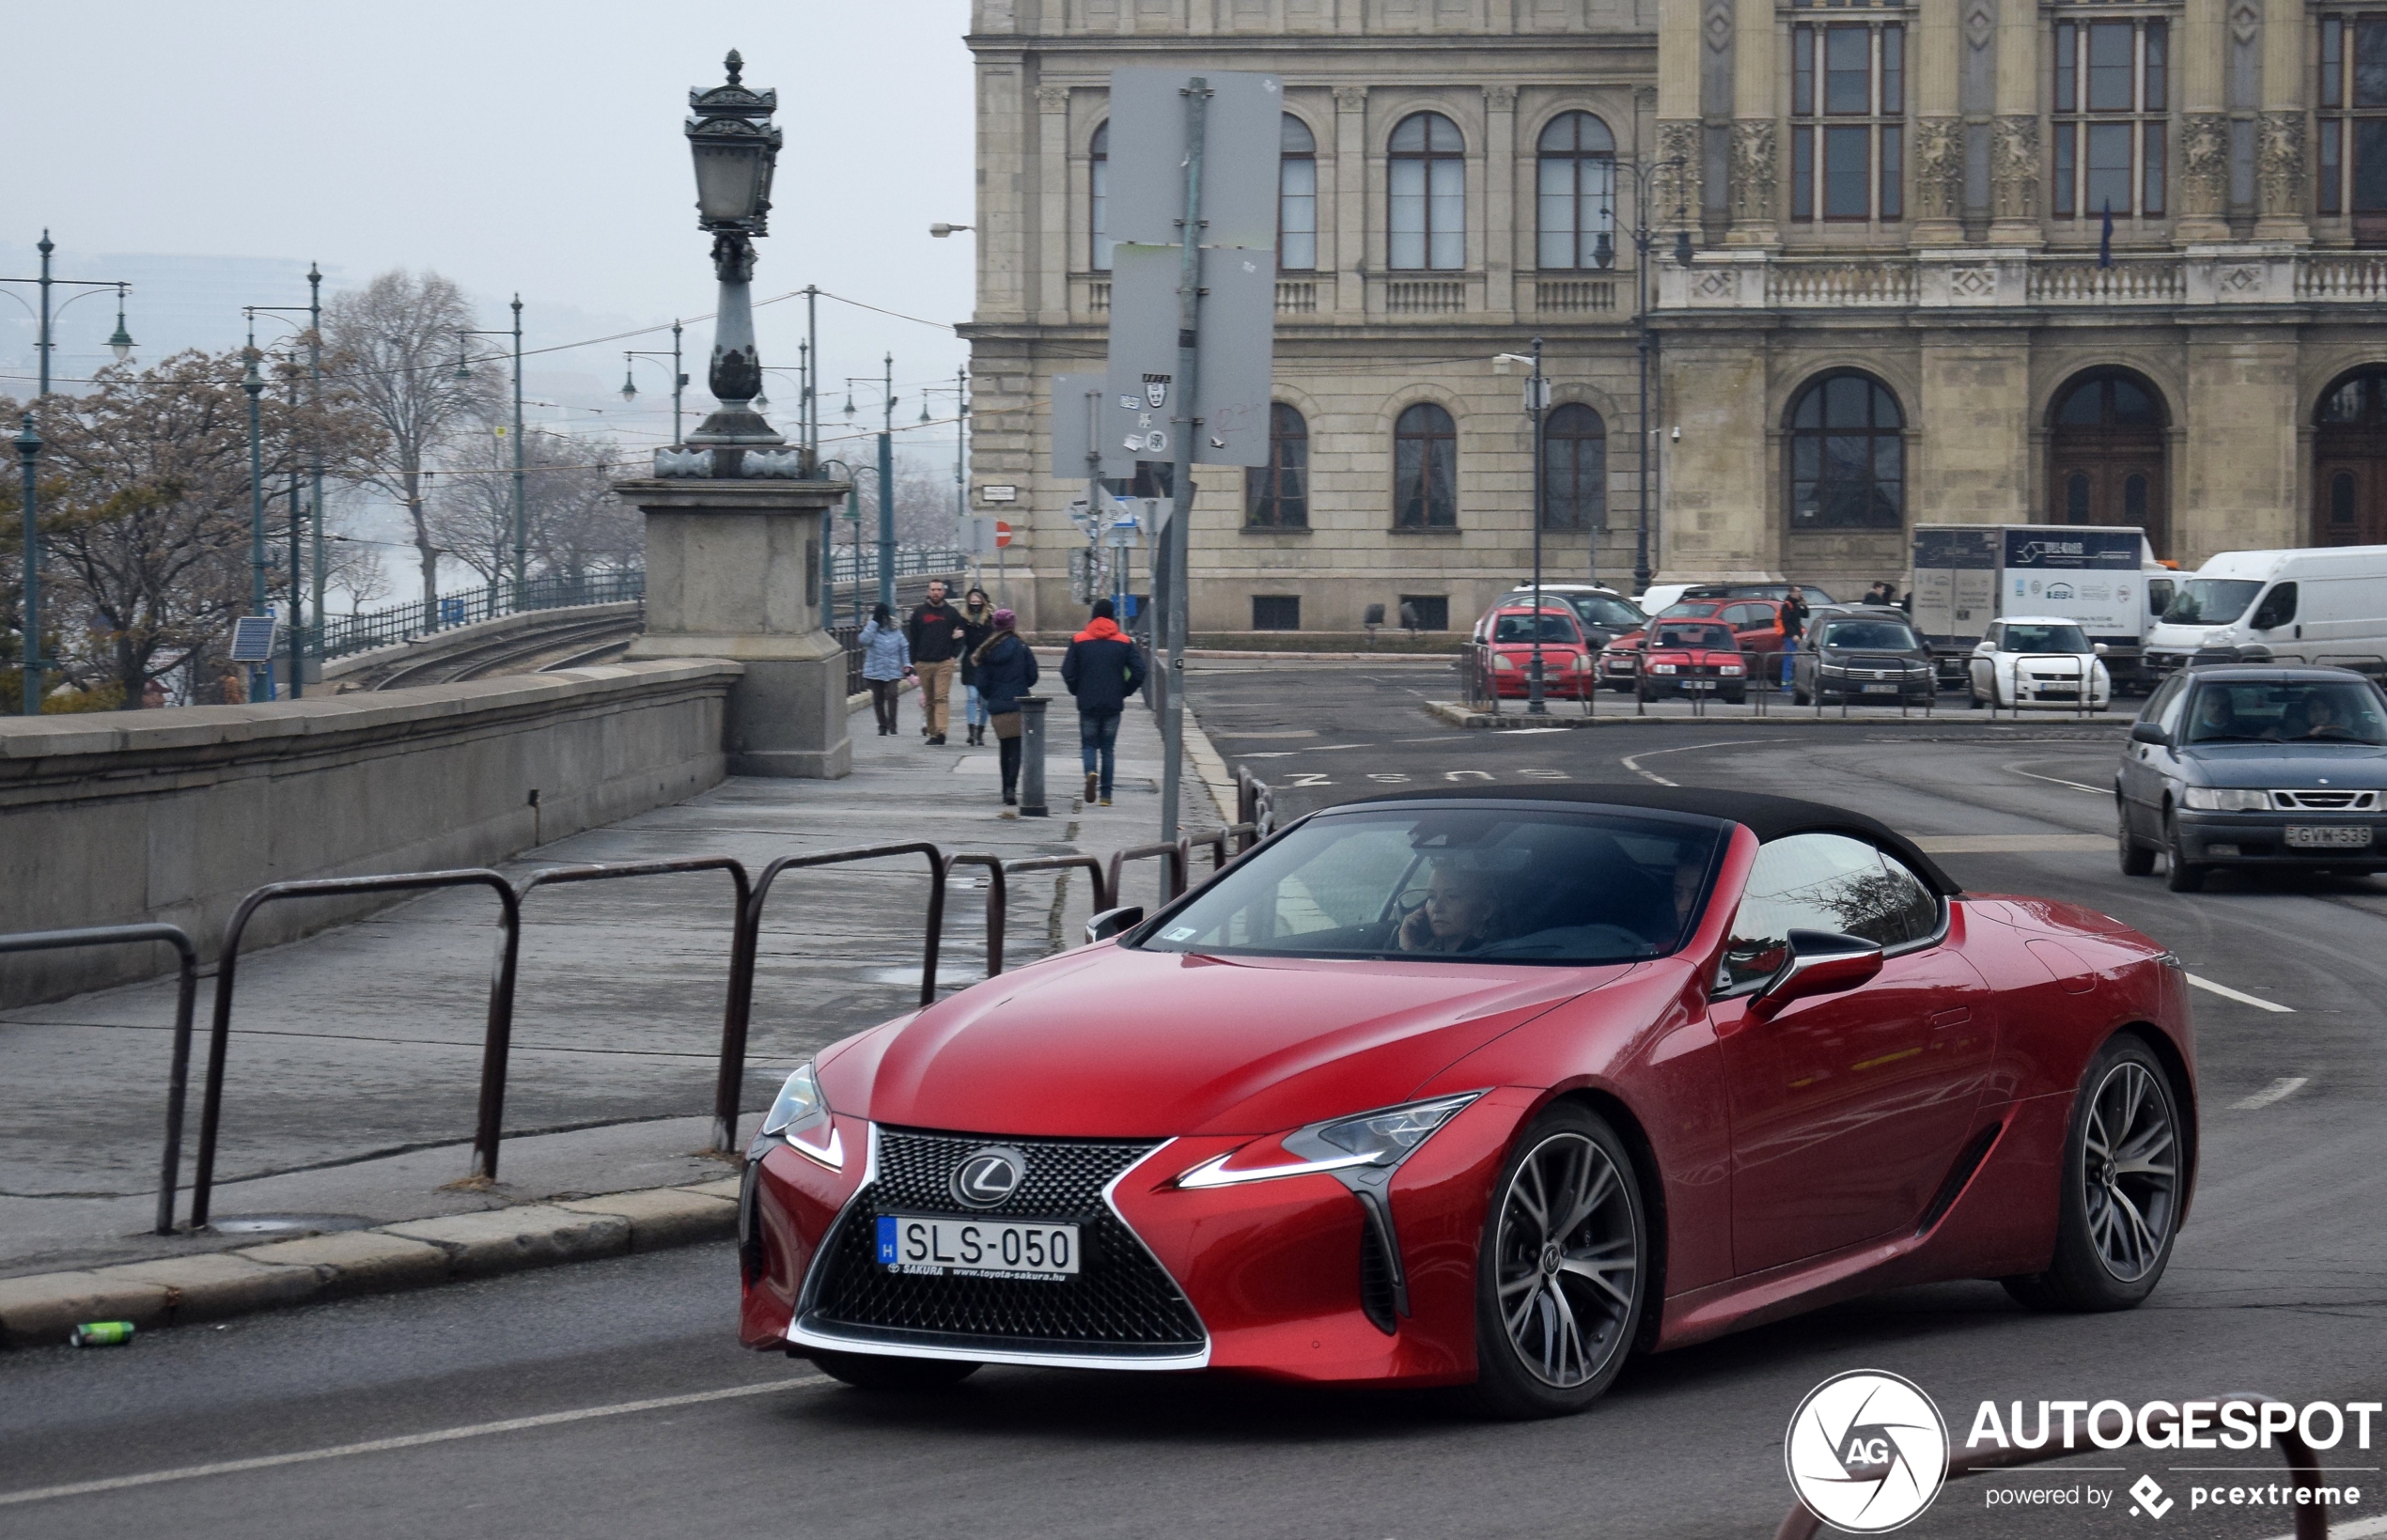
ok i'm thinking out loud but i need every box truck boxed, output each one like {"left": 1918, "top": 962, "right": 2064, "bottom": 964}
{"left": 1909, "top": 524, "right": 2173, "bottom": 687}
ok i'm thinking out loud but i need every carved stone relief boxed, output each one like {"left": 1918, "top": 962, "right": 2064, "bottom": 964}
{"left": 1704, "top": 0, "right": 1732, "bottom": 53}
{"left": 1913, "top": 118, "right": 1963, "bottom": 223}
{"left": 2178, "top": 114, "right": 2229, "bottom": 216}
{"left": 1334, "top": 85, "right": 1368, "bottom": 112}
{"left": 2258, "top": 111, "right": 2306, "bottom": 219}
{"left": 1486, "top": 85, "right": 1518, "bottom": 113}
{"left": 1990, "top": 116, "right": 2038, "bottom": 224}
{"left": 1657, "top": 119, "right": 1703, "bottom": 227}
{"left": 1037, "top": 85, "right": 1071, "bottom": 112}
{"left": 1731, "top": 119, "right": 1776, "bottom": 227}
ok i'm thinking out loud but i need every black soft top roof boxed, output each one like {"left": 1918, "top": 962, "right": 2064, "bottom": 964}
{"left": 1334, "top": 783, "right": 1962, "bottom": 895}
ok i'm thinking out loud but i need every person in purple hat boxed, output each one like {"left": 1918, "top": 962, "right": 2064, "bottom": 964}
{"left": 971, "top": 608, "right": 1040, "bottom": 806}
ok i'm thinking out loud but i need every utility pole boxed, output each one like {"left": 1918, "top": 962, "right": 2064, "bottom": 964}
{"left": 955, "top": 366, "right": 969, "bottom": 541}
{"left": 803, "top": 285, "right": 819, "bottom": 472}
{"left": 877, "top": 351, "right": 897, "bottom": 612}
{"left": 510, "top": 295, "right": 526, "bottom": 604}
{"left": 1157, "top": 77, "right": 1209, "bottom": 845}
{"left": 242, "top": 325, "right": 272, "bottom": 702}
{"left": 14, "top": 414, "right": 39, "bottom": 716}
{"left": 307, "top": 263, "right": 325, "bottom": 689}
{"left": 288, "top": 367, "right": 305, "bottom": 699}
{"left": 1528, "top": 335, "right": 1548, "bottom": 715}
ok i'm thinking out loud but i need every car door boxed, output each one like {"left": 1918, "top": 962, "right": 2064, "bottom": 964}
{"left": 2120, "top": 674, "right": 2189, "bottom": 833}
{"left": 1970, "top": 625, "right": 2000, "bottom": 701}
{"left": 1709, "top": 832, "right": 1996, "bottom": 1275}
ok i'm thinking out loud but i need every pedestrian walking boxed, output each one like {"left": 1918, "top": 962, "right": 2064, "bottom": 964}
{"left": 972, "top": 608, "right": 1040, "bottom": 807}
{"left": 1060, "top": 598, "right": 1147, "bottom": 807}
{"left": 906, "top": 578, "right": 965, "bottom": 745}
{"left": 857, "top": 601, "right": 913, "bottom": 737}
{"left": 955, "top": 585, "right": 996, "bottom": 746}
{"left": 1780, "top": 589, "right": 1810, "bottom": 689}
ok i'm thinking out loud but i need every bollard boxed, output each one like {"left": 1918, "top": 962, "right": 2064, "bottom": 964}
{"left": 1018, "top": 694, "right": 1050, "bottom": 817}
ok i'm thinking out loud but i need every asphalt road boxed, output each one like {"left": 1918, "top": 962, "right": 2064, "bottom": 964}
{"left": 2, "top": 663, "right": 2380, "bottom": 1540}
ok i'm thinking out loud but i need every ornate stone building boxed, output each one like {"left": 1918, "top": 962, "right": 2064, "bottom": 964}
{"left": 962, "top": 0, "right": 2387, "bottom": 633}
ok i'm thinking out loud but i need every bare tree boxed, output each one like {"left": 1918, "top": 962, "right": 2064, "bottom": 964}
{"left": 426, "top": 424, "right": 639, "bottom": 587}
{"left": 850, "top": 459, "right": 963, "bottom": 549}
{"left": 323, "top": 271, "right": 500, "bottom": 611}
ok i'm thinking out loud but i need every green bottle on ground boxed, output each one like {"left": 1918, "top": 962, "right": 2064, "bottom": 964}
{"left": 70, "top": 1321, "right": 135, "bottom": 1347}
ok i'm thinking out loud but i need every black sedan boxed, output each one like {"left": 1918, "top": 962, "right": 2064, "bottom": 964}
{"left": 2117, "top": 665, "right": 2387, "bottom": 891}
{"left": 1790, "top": 609, "right": 1937, "bottom": 708}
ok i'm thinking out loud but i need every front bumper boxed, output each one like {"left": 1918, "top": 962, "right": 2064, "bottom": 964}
{"left": 740, "top": 1092, "right": 1537, "bottom": 1386}
{"left": 2173, "top": 811, "right": 2387, "bottom": 865}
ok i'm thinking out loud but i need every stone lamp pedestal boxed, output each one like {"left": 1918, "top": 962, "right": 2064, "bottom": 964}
{"left": 616, "top": 475, "right": 851, "bottom": 778}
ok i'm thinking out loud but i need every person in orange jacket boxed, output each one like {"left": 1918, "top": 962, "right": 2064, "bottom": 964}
{"left": 1059, "top": 599, "right": 1147, "bottom": 807}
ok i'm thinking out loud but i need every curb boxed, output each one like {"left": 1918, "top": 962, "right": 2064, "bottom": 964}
{"left": 1422, "top": 700, "right": 2134, "bottom": 731}
{"left": 0, "top": 1176, "right": 741, "bottom": 1350}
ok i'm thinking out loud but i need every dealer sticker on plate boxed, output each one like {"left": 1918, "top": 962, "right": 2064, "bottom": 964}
{"left": 876, "top": 1214, "right": 1081, "bottom": 1279}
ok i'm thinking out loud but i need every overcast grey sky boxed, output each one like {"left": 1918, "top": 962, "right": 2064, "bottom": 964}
{"left": 2, "top": 0, "right": 977, "bottom": 459}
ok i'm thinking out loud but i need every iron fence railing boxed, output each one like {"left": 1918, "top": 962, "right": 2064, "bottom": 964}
{"left": 826, "top": 546, "right": 966, "bottom": 586}
{"left": 318, "top": 569, "right": 647, "bottom": 661}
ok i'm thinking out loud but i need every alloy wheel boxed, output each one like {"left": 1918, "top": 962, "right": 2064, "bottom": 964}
{"left": 2081, "top": 1061, "right": 2178, "bottom": 1283}
{"left": 1492, "top": 1131, "right": 1637, "bottom": 1388}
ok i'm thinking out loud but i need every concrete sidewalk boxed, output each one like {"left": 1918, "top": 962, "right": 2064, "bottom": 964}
{"left": 0, "top": 691, "right": 1226, "bottom": 1288}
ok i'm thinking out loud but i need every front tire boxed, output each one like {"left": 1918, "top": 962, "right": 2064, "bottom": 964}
{"left": 2163, "top": 812, "right": 2208, "bottom": 892}
{"left": 808, "top": 1349, "right": 981, "bottom": 1392}
{"left": 2003, "top": 1035, "right": 2183, "bottom": 1312}
{"left": 1471, "top": 1104, "right": 1648, "bottom": 1420}
{"left": 2118, "top": 804, "right": 2157, "bottom": 877}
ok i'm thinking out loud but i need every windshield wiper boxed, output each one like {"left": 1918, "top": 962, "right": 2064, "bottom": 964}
{"left": 2188, "top": 734, "right": 2282, "bottom": 744}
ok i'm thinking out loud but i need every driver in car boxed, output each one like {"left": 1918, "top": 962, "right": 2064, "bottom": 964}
{"left": 2293, "top": 692, "right": 2352, "bottom": 739}
{"left": 1397, "top": 861, "right": 1508, "bottom": 954}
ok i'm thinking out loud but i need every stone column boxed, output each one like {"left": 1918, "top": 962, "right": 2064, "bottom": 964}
{"left": 1486, "top": 86, "right": 1519, "bottom": 317}
{"left": 2176, "top": 0, "right": 2232, "bottom": 241}
{"left": 1655, "top": 0, "right": 1704, "bottom": 245}
{"left": 2178, "top": 334, "right": 2301, "bottom": 562}
{"left": 1037, "top": 86, "right": 1073, "bottom": 325}
{"left": 1658, "top": 334, "right": 1773, "bottom": 577}
{"left": 1911, "top": 0, "right": 1966, "bottom": 242}
{"left": 617, "top": 475, "right": 853, "bottom": 779}
{"left": 1727, "top": 0, "right": 1779, "bottom": 243}
{"left": 1919, "top": 337, "right": 2033, "bottom": 520}
{"left": 1334, "top": 85, "right": 1369, "bottom": 318}
{"left": 1988, "top": 0, "right": 2042, "bottom": 243}
{"left": 2254, "top": 0, "right": 2310, "bottom": 241}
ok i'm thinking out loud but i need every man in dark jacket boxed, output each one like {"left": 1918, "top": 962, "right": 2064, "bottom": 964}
{"left": 1059, "top": 599, "right": 1147, "bottom": 807}
{"left": 972, "top": 609, "right": 1040, "bottom": 808}
{"left": 906, "top": 580, "right": 964, "bottom": 745}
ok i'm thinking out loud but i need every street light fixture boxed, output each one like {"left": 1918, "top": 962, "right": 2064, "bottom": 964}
{"left": 457, "top": 297, "right": 528, "bottom": 606}
{"left": 1591, "top": 156, "right": 1693, "bottom": 596}
{"left": 928, "top": 223, "right": 974, "bottom": 238}
{"left": 680, "top": 50, "right": 785, "bottom": 454}
{"left": 14, "top": 413, "right": 41, "bottom": 716}
{"left": 620, "top": 319, "right": 688, "bottom": 444}
{"left": 1495, "top": 345, "right": 1552, "bottom": 715}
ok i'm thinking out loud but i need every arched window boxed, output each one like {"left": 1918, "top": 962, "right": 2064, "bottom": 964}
{"left": 1394, "top": 402, "right": 1458, "bottom": 527}
{"left": 1537, "top": 113, "right": 1617, "bottom": 271}
{"left": 1541, "top": 403, "right": 1607, "bottom": 529}
{"left": 1786, "top": 372, "right": 1904, "bottom": 529}
{"left": 1279, "top": 115, "right": 1318, "bottom": 272}
{"left": 2314, "top": 366, "right": 2387, "bottom": 546}
{"left": 1090, "top": 122, "right": 1113, "bottom": 272}
{"left": 1246, "top": 403, "right": 1310, "bottom": 528}
{"left": 2047, "top": 367, "right": 2167, "bottom": 545}
{"left": 2052, "top": 370, "right": 2163, "bottom": 427}
{"left": 1389, "top": 112, "right": 1465, "bottom": 271}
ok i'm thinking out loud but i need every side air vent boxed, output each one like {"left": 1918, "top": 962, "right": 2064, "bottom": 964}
{"left": 1917, "top": 1123, "right": 2003, "bottom": 1237}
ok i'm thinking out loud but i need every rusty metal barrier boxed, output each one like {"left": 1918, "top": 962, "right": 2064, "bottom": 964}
{"left": 942, "top": 853, "right": 1007, "bottom": 981}
{"left": 512, "top": 857, "right": 755, "bottom": 1155}
{"left": 1109, "top": 840, "right": 1189, "bottom": 909}
{"left": 1, "top": 923, "right": 199, "bottom": 1236}
{"left": 1771, "top": 1395, "right": 2332, "bottom": 1540}
{"left": 744, "top": 841, "right": 947, "bottom": 1008}
{"left": 1186, "top": 824, "right": 1258, "bottom": 872}
{"left": 193, "top": 870, "right": 522, "bottom": 1229}
{"left": 1003, "top": 855, "right": 1115, "bottom": 922}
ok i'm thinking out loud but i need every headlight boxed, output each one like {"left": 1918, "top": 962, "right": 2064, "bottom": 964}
{"left": 1492, "top": 654, "right": 1517, "bottom": 671}
{"left": 2182, "top": 786, "right": 2270, "bottom": 812}
{"left": 1649, "top": 661, "right": 1677, "bottom": 675}
{"left": 1719, "top": 662, "right": 1745, "bottom": 676}
{"left": 1177, "top": 1092, "right": 1482, "bottom": 1189}
{"left": 757, "top": 1062, "right": 843, "bottom": 1167}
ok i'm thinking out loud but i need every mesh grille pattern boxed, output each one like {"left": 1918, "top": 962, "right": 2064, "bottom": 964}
{"left": 809, "top": 1128, "right": 1206, "bottom": 1353}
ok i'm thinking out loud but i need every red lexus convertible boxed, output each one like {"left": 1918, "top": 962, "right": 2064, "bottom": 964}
{"left": 739, "top": 787, "right": 2195, "bottom": 1418}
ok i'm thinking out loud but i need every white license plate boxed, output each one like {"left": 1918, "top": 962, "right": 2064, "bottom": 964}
{"left": 2286, "top": 825, "right": 2374, "bottom": 848}
{"left": 1683, "top": 678, "right": 1716, "bottom": 691}
{"left": 875, "top": 1214, "right": 1081, "bottom": 1278}
{"left": 1861, "top": 682, "right": 1898, "bottom": 693}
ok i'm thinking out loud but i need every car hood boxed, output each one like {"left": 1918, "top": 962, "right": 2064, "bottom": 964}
{"left": 2180, "top": 742, "right": 2387, "bottom": 787}
{"left": 817, "top": 944, "right": 1638, "bottom": 1139}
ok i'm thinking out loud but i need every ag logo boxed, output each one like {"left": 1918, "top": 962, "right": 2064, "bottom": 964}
{"left": 1785, "top": 1370, "right": 1949, "bottom": 1532}
{"left": 950, "top": 1146, "right": 1027, "bottom": 1208}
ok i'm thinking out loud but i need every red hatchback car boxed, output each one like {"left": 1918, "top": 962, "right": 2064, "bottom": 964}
{"left": 1635, "top": 619, "right": 1752, "bottom": 704}
{"left": 739, "top": 787, "right": 2195, "bottom": 1418}
{"left": 1470, "top": 604, "right": 1596, "bottom": 700}
{"left": 1601, "top": 598, "right": 1793, "bottom": 692}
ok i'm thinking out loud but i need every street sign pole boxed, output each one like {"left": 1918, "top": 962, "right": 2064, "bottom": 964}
{"left": 1159, "top": 77, "right": 1209, "bottom": 845}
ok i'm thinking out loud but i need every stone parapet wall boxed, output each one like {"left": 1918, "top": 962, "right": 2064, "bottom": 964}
{"left": 0, "top": 660, "right": 740, "bottom": 1006}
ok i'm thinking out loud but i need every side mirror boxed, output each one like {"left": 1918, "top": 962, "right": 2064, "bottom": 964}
{"left": 2130, "top": 720, "right": 2169, "bottom": 746}
{"left": 1084, "top": 906, "right": 1146, "bottom": 944}
{"left": 2093, "top": 642, "right": 2110, "bottom": 656}
{"left": 1753, "top": 929, "right": 1884, "bottom": 1016}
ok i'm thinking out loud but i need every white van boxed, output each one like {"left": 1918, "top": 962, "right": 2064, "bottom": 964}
{"left": 2141, "top": 545, "right": 2387, "bottom": 673}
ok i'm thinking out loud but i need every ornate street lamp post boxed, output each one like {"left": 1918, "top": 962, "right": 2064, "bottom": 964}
{"left": 682, "top": 50, "right": 785, "bottom": 455}
{"left": 14, "top": 413, "right": 40, "bottom": 716}
{"left": 620, "top": 319, "right": 687, "bottom": 445}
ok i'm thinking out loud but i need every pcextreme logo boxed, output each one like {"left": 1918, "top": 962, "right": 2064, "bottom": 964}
{"left": 1785, "top": 1370, "right": 1951, "bottom": 1532}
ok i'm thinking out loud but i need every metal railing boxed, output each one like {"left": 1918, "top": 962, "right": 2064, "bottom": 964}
{"left": 0, "top": 924, "right": 199, "bottom": 1236}
{"left": 319, "top": 569, "right": 646, "bottom": 661}
{"left": 1108, "top": 841, "right": 1190, "bottom": 909}
{"left": 744, "top": 843, "right": 949, "bottom": 1013}
{"left": 1771, "top": 1395, "right": 2332, "bottom": 1540}
{"left": 826, "top": 546, "right": 966, "bottom": 586}
{"left": 942, "top": 854, "right": 1007, "bottom": 980}
{"left": 1003, "top": 856, "right": 1114, "bottom": 919}
{"left": 1982, "top": 652, "right": 2101, "bottom": 720}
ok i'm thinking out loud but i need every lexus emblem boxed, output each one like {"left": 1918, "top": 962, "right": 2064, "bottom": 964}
{"left": 951, "top": 1146, "right": 1027, "bottom": 1208}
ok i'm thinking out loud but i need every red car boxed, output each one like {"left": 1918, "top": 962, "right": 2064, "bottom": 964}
{"left": 1469, "top": 604, "right": 1596, "bottom": 700}
{"left": 1635, "top": 619, "right": 1752, "bottom": 704}
{"left": 739, "top": 786, "right": 2195, "bottom": 1418}
{"left": 1600, "top": 598, "right": 1793, "bottom": 692}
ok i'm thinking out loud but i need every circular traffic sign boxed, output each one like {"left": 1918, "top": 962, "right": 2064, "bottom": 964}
{"left": 993, "top": 521, "right": 1013, "bottom": 549}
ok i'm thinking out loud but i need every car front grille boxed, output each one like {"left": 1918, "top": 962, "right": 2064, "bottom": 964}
{"left": 2272, "top": 789, "right": 2378, "bottom": 811}
{"left": 804, "top": 1128, "right": 1206, "bottom": 1356}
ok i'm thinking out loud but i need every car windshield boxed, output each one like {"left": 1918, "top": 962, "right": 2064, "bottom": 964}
{"left": 1570, "top": 595, "right": 1646, "bottom": 630}
{"left": 2163, "top": 579, "right": 2263, "bottom": 626}
{"left": 1654, "top": 624, "right": 1734, "bottom": 649}
{"left": 2182, "top": 680, "right": 2387, "bottom": 744}
{"left": 1493, "top": 614, "right": 1579, "bottom": 644}
{"left": 1136, "top": 806, "right": 1725, "bottom": 966}
{"left": 1658, "top": 602, "right": 1721, "bottom": 619}
{"left": 1819, "top": 620, "right": 1921, "bottom": 650}
{"left": 2001, "top": 623, "right": 2089, "bottom": 653}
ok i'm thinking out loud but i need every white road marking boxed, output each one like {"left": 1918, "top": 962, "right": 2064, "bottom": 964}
{"left": 1618, "top": 739, "right": 1794, "bottom": 786}
{"left": 2231, "top": 1076, "right": 2310, "bottom": 1110}
{"left": 2187, "top": 974, "right": 2296, "bottom": 1013}
{"left": 2003, "top": 761, "right": 2110, "bottom": 796}
{"left": 0, "top": 1375, "right": 826, "bottom": 1508}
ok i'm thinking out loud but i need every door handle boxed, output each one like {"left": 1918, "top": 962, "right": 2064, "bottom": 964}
{"left": 1929, "top": 1006, "right": 1972, "bottom": 1028}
